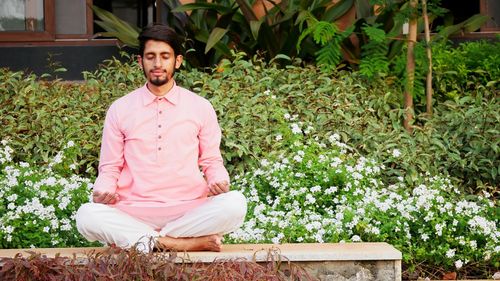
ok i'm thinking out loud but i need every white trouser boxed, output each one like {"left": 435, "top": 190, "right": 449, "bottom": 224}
{"left": 75, "top": 191, "right": 247, "bottom": 252}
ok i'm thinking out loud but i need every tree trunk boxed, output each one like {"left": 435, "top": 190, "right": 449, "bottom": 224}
{"left": 421, "top": 0, "right": 433, "bottom": 116}
{"left": 404, "top": 0, "right": 418, "bottom": 132}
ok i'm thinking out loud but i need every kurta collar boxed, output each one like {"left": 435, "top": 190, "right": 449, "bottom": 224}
{"left": 141, "top": 82, "right": 180, "bottom": 106}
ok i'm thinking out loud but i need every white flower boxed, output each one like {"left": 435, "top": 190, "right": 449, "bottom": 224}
{"left": 271, "top": 233, "right": 284, "bottom": 244}
{"left": 435, "top": 223, "right": 444, "bottom": 236}
{"left": 482, "top": 191, "right": 491, "bottom": 198}
{"left": 7, "top": 194, "right": 18, "bottom": 202}
{"left": 65, "top": 141, "right": 75, "bottom": 148}
{"left": 391, "top": 149, "right": 401, "bottom": 158}
{"left": 69, "top": 164, "right": 77, "bottom": 170}
{"left": 275, "top": 134, "right": 283, "bottom": 141}
{"left": 4, "top": 226, "right": 15, "bottom": 234}
{"left": 52, "top": 152, "right": 64, "bottom": 164}
{"left": 325, "top": 186, "right": 338, "bottom": 195}
{"left": 455, "top": 259, "right": 463, "bottom": 269}
{"left": 446, "top": 248, "right": 456, "bottom": 258}
{"left": 293, "top": 155, "right": 303, "bottom": 162}
{"left": 304, "top": 126, "right": 314, "bottom": 134}
{"left": 328, "top": 133, "right": 340, "bottom": 142}
{"left": 284, "top": 113, "right": 291, "bottom": 120}
{"left": 291, "top": 123, "right": 302, "bottom": 134}
{"left": 351, "top": 235, "right": 361, "bottom": 242}
{"left": 305, "top": 194, "right": 316, "bottom": 205}
{"left": 311, "top": 185, "right": 321, "bottom": 193}
{"left": 421, "top": 233, "right": 429, "bottom": 241}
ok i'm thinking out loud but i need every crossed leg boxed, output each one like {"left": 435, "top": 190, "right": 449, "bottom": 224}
{"left": 76, "top": 191, "right": 246, "bottom": 252}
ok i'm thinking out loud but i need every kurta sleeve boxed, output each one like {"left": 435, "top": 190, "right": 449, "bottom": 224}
{"left": 93, "top": 104, "right": 124, "bottom": 194}
{"left": 198, "top": 102, "right": 230, "bottom": 185}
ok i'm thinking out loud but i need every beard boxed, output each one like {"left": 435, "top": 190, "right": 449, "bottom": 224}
{"left": 149, "top": 76, "right": 168, "bottom": 86}
{"left": 142, "top": 62, "right": 175, "bottom": 87}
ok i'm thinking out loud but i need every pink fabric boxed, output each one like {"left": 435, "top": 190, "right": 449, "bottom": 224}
{"left": 93, "top": 83, "right": 229, "bottom": 222}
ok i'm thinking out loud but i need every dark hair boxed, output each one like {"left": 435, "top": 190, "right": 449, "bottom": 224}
{"left": 138, "top": 23, "right": 183, "bottom": 57}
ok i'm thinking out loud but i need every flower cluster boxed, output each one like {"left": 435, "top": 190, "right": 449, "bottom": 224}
{"left": 0, "top": 140, "right": 95, "bottom": 248}
{"left": 228, "top": 122, "right": 499, "bottom": 270}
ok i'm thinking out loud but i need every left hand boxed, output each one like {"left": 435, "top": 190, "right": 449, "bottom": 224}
{"left": 208, "top": 181, "right": 230, "bottom": 197}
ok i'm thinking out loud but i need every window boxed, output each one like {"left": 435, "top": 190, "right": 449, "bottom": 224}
{"left": 439, "top": 0, "right": 499, "bottom": 33}
{"left": 0, "top": 0, "right": 55, "bottom": 41}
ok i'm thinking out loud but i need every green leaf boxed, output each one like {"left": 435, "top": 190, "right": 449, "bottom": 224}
{"left": 92, "top": 5, "right": 139, "bottom": 47}
{"left": 234, "top": 0, "right": 258, "bottom": 22}
{"left": 462, "top": 14, "right": 489, "bottom": 33}
{"left": 172, "top": 3, "right": 233, "bottom": 14}
{"left": 322, "top": 0, "right": 354, "bottom": 22}
{"left": 250, "top": 20, "right": 263, "bottom": 40}
{"left": 205, "top": 27, "right": 229, "bottom": 54}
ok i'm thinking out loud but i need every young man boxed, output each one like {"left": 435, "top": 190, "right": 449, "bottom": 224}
{"left": 76, "top": 24, "right": 247, "bottom": 252}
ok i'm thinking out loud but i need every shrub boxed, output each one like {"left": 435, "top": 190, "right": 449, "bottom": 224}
{"left": 227, "top": 122, "right": 499, "bottom": 276}
{"left": 0, "top": 140, "right": 97, "bottom": 248}
{"left": 0, "top": 53, "right": 497, "bottom": 192}
{"left": 0, "top": 57, "right": 142, "bottom": 176}
{"left": 182, "top": 55, "right": 499, "bottom": 192}
{"left": 433, "top": 40, "right": 500, "bottom": 100}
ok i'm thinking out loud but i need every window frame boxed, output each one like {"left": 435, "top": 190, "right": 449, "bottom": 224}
{"left": 0, "top": 0, "right": 56, "bottom": 42}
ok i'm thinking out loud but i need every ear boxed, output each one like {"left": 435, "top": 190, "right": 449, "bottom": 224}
{"left": 137, "top": 55, "right": 143, "bottom": 68}
{"left": 174, "top": 55, "right": 183, "bottom": 69}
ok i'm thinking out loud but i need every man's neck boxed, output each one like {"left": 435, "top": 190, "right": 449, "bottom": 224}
{"left": 147, "top": 80, "right": 175, "bottom": 97}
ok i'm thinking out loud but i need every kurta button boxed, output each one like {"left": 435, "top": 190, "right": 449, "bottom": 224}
{"left": 159, "top": 111, "right": 163, "bottom": 114}
{"left": 158, "top": 125, "right": 161, "bottom": 128}
{"left": 158, "top": 135, "right": 162, "bottom": 139}
{"left": 158, "top": 147, "right": 162, "bottom": 151}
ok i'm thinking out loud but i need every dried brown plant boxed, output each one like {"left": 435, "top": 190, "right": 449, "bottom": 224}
{"left": 0, "top": 246, "right": 318, "bottom": 281}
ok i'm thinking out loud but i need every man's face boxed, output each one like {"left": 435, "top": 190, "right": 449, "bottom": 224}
{"left": 138, "top": 40, "right": 182, "bottom": 87}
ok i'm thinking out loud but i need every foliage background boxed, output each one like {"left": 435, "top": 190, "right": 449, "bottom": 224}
{"left": 0, "top": 41, "right": 498, "bottom": 192}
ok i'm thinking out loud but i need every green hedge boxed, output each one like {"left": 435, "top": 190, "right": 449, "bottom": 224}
{"left": 0, "top": 53, "right": 498, "bottom": 193}
{"left": 433, "top": 40, "right": 500, "bottom": 100}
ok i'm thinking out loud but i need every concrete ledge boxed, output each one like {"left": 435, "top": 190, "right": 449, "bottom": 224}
{"left": 0, "top": 242, "right": 401, "bottom": 261}
{"left": 0, "top": 243, "right": 402, "bottom": 281}
{"left": 183, "top": 243, "right": 402, "bottom": 263}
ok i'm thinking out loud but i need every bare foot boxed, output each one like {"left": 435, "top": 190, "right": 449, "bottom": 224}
{"left": 156, "top": 234, "right": 222, "bottom": 252}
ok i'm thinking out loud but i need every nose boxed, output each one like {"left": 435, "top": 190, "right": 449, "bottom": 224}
{"left": 154, "top": 57, "right": 162, "bottom": 67}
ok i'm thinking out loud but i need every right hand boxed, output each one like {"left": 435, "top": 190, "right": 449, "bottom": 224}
{"left": 92, "top": 191, "right": 119, "bottom": 204}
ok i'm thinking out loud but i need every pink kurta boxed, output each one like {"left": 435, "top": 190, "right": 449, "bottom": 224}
{"left": 93, "top": 83, "right": 229, "bottom": 224}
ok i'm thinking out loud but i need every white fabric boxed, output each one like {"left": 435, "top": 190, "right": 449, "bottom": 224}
{"left": 76, "top": 191, "right": 247, "bottom": 252}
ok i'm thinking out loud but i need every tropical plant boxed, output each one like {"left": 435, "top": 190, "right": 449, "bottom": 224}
{"left": 92, "top": 5, "right": 140, "bottom": 47}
